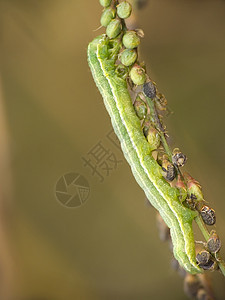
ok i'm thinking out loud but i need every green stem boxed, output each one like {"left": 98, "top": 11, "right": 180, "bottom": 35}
{"left": 145, "top": 96, "right": 172, "bottom": 160}
{"left": 195, "top": 215, "right": 225, "bottom": 277}
{"left": 145, "top": 95, "right": 225, "bottom": 277}
{"left": 195, "top": 215, "right": 210, "bottom": 241}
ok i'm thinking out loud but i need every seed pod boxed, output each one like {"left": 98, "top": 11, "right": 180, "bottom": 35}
{"left": 176, "top": 174, "right": 187, "bottom": 202}
{"left": 196, "top": 250, "right": 211, "bottom": 265}
{"left": 156, "top": 213, "right": 170, "bottom": 242}
{"left": 155, "top": 93, "right": 167, "bottom": 111}
{"left": 143, "top": 80, "right": 157, "bottom": 99}
{"left": 200, "top": 206, "right": 216, "bottom": 226}
{"left": 147, "top": 127, "right": 161, "bottom": 151}
{"left": 196, "top": 289, "right": 212, "bottom": 300}
{"left": 99, "top": 0, "right": 112, "bottom": 7}
{"left": 119, "top": 49, "right": 137, "bottom": 66}
{"left": 142, "top": 117, "right": 151, "bottom": 137}
{"left": 172, "top": 148, "right": 187, "bottom": 167}
{"left": 129, "top": 64, "right": 146, "bottom": 85}
{"left": 161, "top": 155, "right": 176, "bottom": 182}
{"left": 135, "top": 0, "right": 149, "bottom": 10}
{"left": 122, "top": 31, "right": 140, "bottom": 49}
{"left": 117, "top": 1, "right": 132, "bottom": 19}
{"left": 198, "top": 258, "right": 218, "bottom": 271}
{"left": 115, "top": 64, "right": 129, "bottom": 79}
{"left": 106, "top": 19, "right": 122, "bottom": 39}
{"left": 134, "top": 95, "right": 147, "bottom": 120}
{"left": 184, "top": 172, "right": 204, "bottom": 202}
{"left": 184, "top": 274, "right": 201, "bottom": 299}
{"left": 207, "top": 230, "right": 221, "bottom": 254}
{"left": 100, "top": 7, "right": 116, "bottom": 27}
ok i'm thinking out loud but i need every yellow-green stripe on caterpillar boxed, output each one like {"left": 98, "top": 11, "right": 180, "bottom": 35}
{"left": 87, "top": 34, "right": 201, "bottom": 274}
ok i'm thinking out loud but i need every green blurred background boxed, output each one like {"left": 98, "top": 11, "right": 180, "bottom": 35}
{"left": 0, "top": 0, "right": 225, "bottom": 299}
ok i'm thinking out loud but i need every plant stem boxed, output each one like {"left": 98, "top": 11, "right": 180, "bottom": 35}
{"left": 195, "top": 215, "right": 225, "bottom": 277}
{"left": 145, "top": 95, "right": 225, "bottom": 277}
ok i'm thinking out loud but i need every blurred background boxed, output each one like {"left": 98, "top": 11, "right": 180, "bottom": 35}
{"left": 0, "top": 0, "right": 225, "bottom": 299}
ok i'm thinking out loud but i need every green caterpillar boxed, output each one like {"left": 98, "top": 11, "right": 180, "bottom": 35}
{"left": 87, "top": 34, "right": 201, "bottom": 274}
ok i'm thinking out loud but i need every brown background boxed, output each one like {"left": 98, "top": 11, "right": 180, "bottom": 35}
{"left": 0, "top": 0, "right": 225, "bottom": 299}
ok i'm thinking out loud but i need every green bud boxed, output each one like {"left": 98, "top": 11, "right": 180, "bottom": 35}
{"left": 117, "top": 1, "right": 132, "bottom": 19}
{"left": 100, "top": 7, "right": 116, "bottom": 27}
{"left": 176, "top": 174, "right": 187, "bottom": 202}
{"left": 119, "top": 49, "right": 137, "bottom": 66}
{"left": 147, "top": 127, "right": 161, "bottom": 151}
{"left": 134, "top": 95, "right": 147, "bottom": 120}
{"left": 99, "top": 0, "right": 112, "bottom": 7}
{"left": 129, "top": 64, "right": 146, "bottom": 85}
{"left": 122, "top": 31, "right": 140, "bottom": 49}
{"left": 106, "top": 19, "right": 122, "bottom": 39}
{"left": 184, "top": 173, "right": 204, "bottom": 201}
{"left": 115, "top": 64, "right": 129, "bottom": 79}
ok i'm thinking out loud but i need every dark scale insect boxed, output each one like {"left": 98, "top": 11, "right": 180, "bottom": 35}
{"left": 143, "top": 80, "right": 156, "bottom": 99}
{"left": 200, "top": 206, "right": 216, "bottom": 226}
{"left": 196, "top": 250, "right": 211, "bottom": 265}
{"left": 172, "top": 148, "right": 187, "bottom": 167}
{"left": 207, "top": 230, "right": 221, "bottom": 254}
{"left": 161, "top": 156, "right": 177, "bottom": 182}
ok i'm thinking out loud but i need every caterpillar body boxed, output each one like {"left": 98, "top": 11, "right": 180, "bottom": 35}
{"left": 87, "top": 34, "right": 201, "bottom": 274}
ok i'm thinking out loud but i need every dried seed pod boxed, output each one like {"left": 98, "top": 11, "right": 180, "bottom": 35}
{"left": 184, "top": 172, "right": 204, "bottom": 202}
{"left": 184, "top": 274, "right": 202, "bottom": 298}
{"left": 106, "top": 19, "right": 122, "bottom": 38}
{"left": 176, "top": 174, "right": 187, "bottom": 202}
{"left": 196, "top": 250, "right": 211, "bottom": 265}
{"left": 135, "top": 28, "right": 144, "bottom": 38}
{"left": 117, "top": 1, "right": 132, "bottom": 19}
{"left": 119, "top": 49, "right": 137, "bottom": 66}
{"left": 129, "top": 64, "right": 146, "bottom": 85}
{"left": 156, "top": 213, "right": 170, "bottom": 242}
{"left": 200, "top": 206, "right": 216, "bottom": 226}
{"left": 172, "top": 148, "right": 186, "bottom": 167}
{"left": 147, "top": 127, "right": 161, "bottom": 151}
{"left": 135, "top": 0, "right": 149, "bottom": 10}
{"left": 207, "top": 230, "right": 221, "bottom": 254}
{"left": 196, "top": 288, "right": 212, "bottom": 300}
{"left": 122, "top": 31, "right": 140, "bottom": 49}
{"left": 134, "top": 95, "right": 147, "bottom": 120}
{"left": 100, "top": 7, "right": 116, "bottom": 27}
{"left": 155, "top": 93, "right": 167, "bottom": 111}
{"left": 162, "top": 155, "right": 176, "bottom": 182}
{"left": 99, "top": 0, "right": 112, "bottom": 7}
{"left": 198, "top": 258, "right": 218, "bottom": 271}
{"left": 142, "top": 117, "right": 151, "bottom": 137}
{"left": 143, "top": 80, "right": 157, "bottom": 99}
